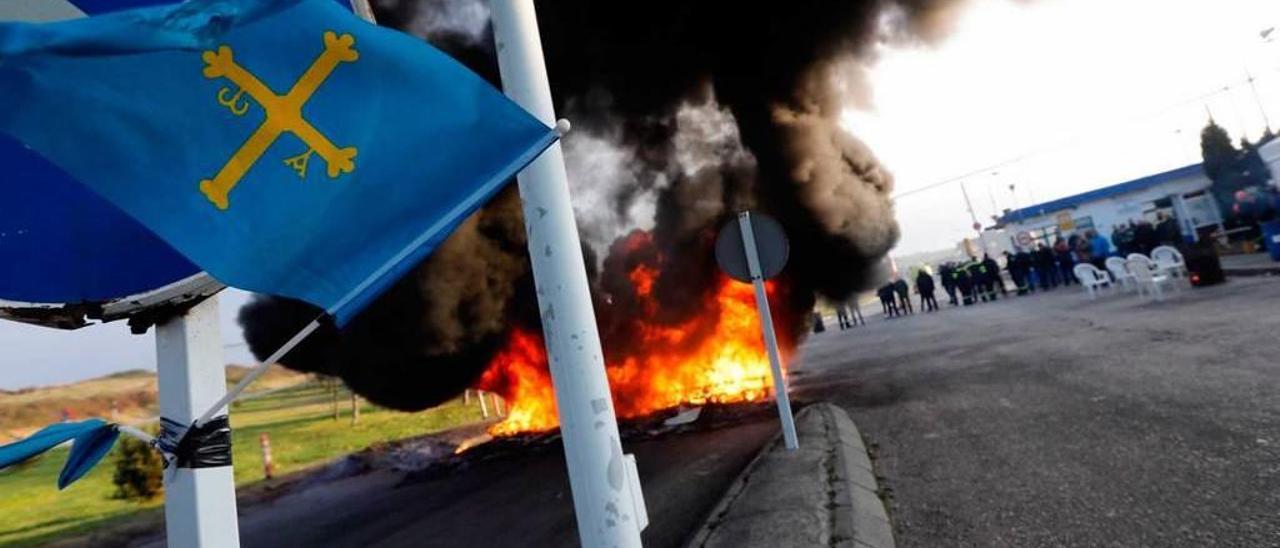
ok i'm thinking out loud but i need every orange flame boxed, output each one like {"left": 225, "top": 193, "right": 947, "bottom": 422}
{"left": 476, "top": 261, "right": 791, "bottom": 435}
{"left": 475, "top": 329, "right": 557, "bottom": 435}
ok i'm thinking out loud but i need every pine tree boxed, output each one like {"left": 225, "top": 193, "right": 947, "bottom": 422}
{"left": 1201, "top": 118, "right": 1236, "bottom": 181}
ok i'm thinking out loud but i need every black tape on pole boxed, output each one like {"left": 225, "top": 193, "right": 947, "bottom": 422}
{"left": 158, "top": 416, "right": 233, "bottom": 469}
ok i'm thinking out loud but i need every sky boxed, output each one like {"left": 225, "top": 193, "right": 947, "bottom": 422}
{"left": 2, "top": 0, "right": 1279, "bottom": 389}
{"left": 0, "top": 290, "right": 255, "bottom": 389}
{"left": 844, "top": 0, "right": 1280, "bottom": 256}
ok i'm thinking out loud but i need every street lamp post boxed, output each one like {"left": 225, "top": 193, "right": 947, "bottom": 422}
{"left": 960, "top": 181, "right": 981, "bottom": 234}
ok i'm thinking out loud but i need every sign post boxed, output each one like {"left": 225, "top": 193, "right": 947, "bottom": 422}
{"left": 715, "top": 211, "right": 799, "bottom": 450}
{"left": 490, "top": 2, "right": 646, "bottom": 546}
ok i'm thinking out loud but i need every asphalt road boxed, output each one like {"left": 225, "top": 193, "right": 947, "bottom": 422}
{"left": 216, "top": 419, "right": 777, "bottom": 548}
{"left": 792, "top": 276, "right": 1280, "bottom": 547}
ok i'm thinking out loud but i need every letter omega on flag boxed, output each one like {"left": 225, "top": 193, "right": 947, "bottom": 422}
{"left": 199, "top": 31, "right": 359, "bottom": 210}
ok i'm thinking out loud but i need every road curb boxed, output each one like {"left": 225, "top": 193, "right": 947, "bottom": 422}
{"left": 1223, "top": 266, "right": 1280, "bottom": 277}
{"left": 686, "top": 403, "right": 894, "bottom": 548}
{"left": 828, "top": 404, "right": 895, "bottom": 548}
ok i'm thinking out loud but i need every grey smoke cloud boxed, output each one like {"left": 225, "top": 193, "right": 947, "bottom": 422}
{"left": 238, "top": 0, "right": 988, "bottom": 411}
{"left": 562, "top": 91, "right": 756, "bottom": 260}
{"left": 380, "top": 0, "right": 491, "bottom": 45}
{"left": 562, "top": 122, "right": 656, "bottom": 257}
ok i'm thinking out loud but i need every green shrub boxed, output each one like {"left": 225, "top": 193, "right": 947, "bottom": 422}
{"left": 112, "top": 435, "right": 164, "bottom": 501}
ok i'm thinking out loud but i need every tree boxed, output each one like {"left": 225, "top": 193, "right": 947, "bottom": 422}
{"left": 113, "top": 435, "right": 164, "bottom": 500}
{"left": 1201, "top": 118, "right": 1236, "bottom": 181}
{"left": 1200, "top": 119, "right": 1273, "bottom": 232}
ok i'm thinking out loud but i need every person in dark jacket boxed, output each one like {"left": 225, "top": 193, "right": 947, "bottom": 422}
{"left": 940, "top": 263, "right": 958, "bottom": 306}
{"left": 1132, "top": 220, "right": 1157, "bottom": 255}
{"left": 1112, "top": 222, "right": 1136, "bottom": 256}
{"left": 982, "top": 254, "right": 1003, "bottom": 298}
{"left": 1154, "top": 212, "right": 1181, "bottom": 246}
{"left": 1004, "top": 251, "right": 1023, "bottom": 294}
{"left": 893, "top": 278, "right": 913, "bottom": 315}
{"left": 1055, "top": 237, "right": 1075, "bottom": 286}
{"left": 1015, "top": 248, "right": 1036, "bottom": 294}
{"left": 878, "top": 283, "right": 899, "bottom": 318}
{"left": 1035, "top": 244, "right": 1057, "bottom": 289}
{"left": 916, "top": 269, "right": 938, "bottom": 312}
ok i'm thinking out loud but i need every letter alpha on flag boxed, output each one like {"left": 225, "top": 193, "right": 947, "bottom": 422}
{"left": 0, "top": 0, "right": 557, "bottom": 325}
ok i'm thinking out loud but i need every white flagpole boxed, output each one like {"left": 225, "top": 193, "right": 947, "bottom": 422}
{"left": 490, "top": 2, "right": 646, "bottom": 546}
{"left": 349, "top": 0, "right": 375, "bottom": 21}
{"left": 154, "top": 296, "right": 240, "bottom": 548}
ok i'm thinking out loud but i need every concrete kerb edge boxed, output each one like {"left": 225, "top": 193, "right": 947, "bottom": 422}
{"left": 825, "top": 404, "right": 895, "bottom": 548}
{"left": 684, "top": 403, "right": 895, "bottom": 548}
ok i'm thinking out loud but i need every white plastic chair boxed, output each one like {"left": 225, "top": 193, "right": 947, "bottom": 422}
{"left": 1073, "top": 263, "right": 1112, "bottom": 299}
{"left": 1105, "top": 256, "right": 1135, "bottom": 291}
{"left": 1125, "top": 255, "right": 1177, "bottom": 302}
{"left": 1151, "top": 245, "right": 1188, "bottom": 279}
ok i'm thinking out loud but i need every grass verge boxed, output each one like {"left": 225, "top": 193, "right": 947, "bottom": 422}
{"left": 0, "top": 382, "right": 484, "bottom": 546}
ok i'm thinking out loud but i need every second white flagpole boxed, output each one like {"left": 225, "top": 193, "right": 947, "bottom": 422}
{"left": 490, "top": 1, "right": 646, "bottom": 546}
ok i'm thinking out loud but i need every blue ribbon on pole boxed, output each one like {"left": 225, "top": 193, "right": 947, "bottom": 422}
{"left": 0, "top": 419, "right": 122, "bottom": 489}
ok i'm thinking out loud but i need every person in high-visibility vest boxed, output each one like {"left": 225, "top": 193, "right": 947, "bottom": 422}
{"left": 965, "top": 257, "right": 987, "bottom": 303}
{"left": 955, "top": 260, "right": 975, "bottom": 305}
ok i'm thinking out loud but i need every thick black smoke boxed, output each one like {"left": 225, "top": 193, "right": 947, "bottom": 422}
{"left": 240, "top": 0, "right": 973, "bottom": 410}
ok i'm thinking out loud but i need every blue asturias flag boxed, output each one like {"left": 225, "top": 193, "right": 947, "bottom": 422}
{"left": 0, "top": 0, "right": 557, "bottom": 325}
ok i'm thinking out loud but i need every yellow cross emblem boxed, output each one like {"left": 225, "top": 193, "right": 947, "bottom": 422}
{"left": 199, "top": 31, "right": 359, "bottom": 210}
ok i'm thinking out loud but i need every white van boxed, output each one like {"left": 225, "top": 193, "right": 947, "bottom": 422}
{"left": 1261, "top": 138, "right": 1280, "bottom": 189}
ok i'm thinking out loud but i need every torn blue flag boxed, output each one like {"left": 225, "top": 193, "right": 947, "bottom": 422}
{"left": 0, "top": 419, "right": 122, "bottom": 489}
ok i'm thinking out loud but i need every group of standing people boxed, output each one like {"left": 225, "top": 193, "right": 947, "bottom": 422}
{"left": 829, "top": 219, "right": 1185, "bottom": 328}
{"left": 1002, "top": 229, "right": 1113, "bottom": 294}
{"left": 875, "top": 278, "right": 912, "bottom": 318}
{"left": 834, "top": 297, "right": 866, "bottom": 329}
{"left": 1110, "top": 213, "right": 1182, "bottom": 257}
{"left": 875, "top": 268, "right": 942, "bottom": 318}
{"left": 938, "top": 255, "right": 1004, "bottom": 306}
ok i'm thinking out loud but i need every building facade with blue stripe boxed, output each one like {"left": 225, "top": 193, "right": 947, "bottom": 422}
{"left": 996, "top": 163, "right": 1224, "bottom": 249}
